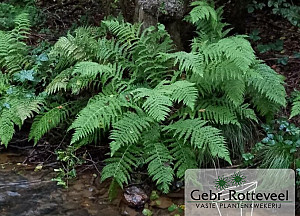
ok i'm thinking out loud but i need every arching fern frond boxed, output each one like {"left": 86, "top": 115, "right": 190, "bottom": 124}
{"left": 0, "top": 13, "right": 30, "bottom": 74}
{"left": 69, "top": 62, "right": 115, "bottom": 94}
{"left": 110, "top": 112, "right": 154, "bottom": 155}
{"left": 12, "top": 13, "right": 31, "bottom": 40}
{"left": 170, "top": 141, "right": 197, "bottom": 178}
{"left": 163, "top": 118, "right": 231, "bottom": 163}
{"left": 197, "top": 103, "right": 240, "bottom": 126}
{"left": 69, "top": 94, "right": 131, "bottom": 144}
{"left": 161, "top": 52, "right": 204, "bottom": 76}
{"left": 101, "top": 144, "right": 141, "bottom": 188}
{"left": 145, "top": 142, "right": 174, "bottom": 193}
{"left": 45, "top": 68, "right": 72, "bottom": 94}
{"left": 0, "top": 96, "right": 43, "bottom": 146}
{"left": 290, "top": 94, "right": 300, "bottom": 119}
{"left": 132, "top": 81, "right": 198, "bottom": 121}
{"left": 247, "top": 64, "right": 286, "bottom": 107}
{"left": 187, "top": 1, "right": 218, "bottom": 24}
{"left": 50, "top": 29, "right": 99, "bottom": 70}
{"left": 132, "top": 87, "right": 173, "bottom": 121}
{"left": 168, "top": 80, "right": 198, "bottom": 109}
{"left": 223, "top": 79, "right": 245, "bottom": 106}
{"left": 103, "top": 19, "right": 141, "bottom": 47}
{"left": 203, "top": 36, "right": 256, "bottom": 71}
{"left": 29, "top": 101, "right": 84, "bottom": 145}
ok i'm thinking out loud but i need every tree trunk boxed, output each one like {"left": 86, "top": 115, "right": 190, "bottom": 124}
{"left": 134, "top": 0, "right": 191, "bottom": 50}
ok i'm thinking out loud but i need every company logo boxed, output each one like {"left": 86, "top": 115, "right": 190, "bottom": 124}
{"left": 214, "top": 172, "right": 246, "bottom": 190}
{"left": 185, "top": 169, "right": 295, "bottom": 216}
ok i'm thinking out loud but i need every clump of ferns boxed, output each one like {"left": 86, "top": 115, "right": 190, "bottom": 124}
{"left": 1, "top": 1, "right": 287, "bottom": 194}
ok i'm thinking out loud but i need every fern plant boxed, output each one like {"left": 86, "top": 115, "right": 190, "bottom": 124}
{"left": 0, "top": 13, "right": 49, "bottom": 146}
{"left": 28, "top": 1, "right": 287, "bottom": 194}
{"left": 290, "top": 92, "right": 300, "bottom": 119}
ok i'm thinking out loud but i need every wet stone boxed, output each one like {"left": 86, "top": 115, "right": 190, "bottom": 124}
{"left": 123, "top": 186, "right": 149, "bottom": 208}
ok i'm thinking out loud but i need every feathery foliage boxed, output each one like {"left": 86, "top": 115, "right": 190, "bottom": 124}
{"left": 163, "top": 118, "right": 231, "bottom": 163}
{"left": 0, "top": 13, "right": 47, "bottom": 146}
{"left": 0, "top": 95, "right": 43, "bottom": 146}
{"left": 290, "top": 93, "right": 300, "bottom": 119}
{"left": 19, "top": 0, "right": 287, "bottom": 194}
{"left": 145, "top": 142, "right": 174, "bottom": 193}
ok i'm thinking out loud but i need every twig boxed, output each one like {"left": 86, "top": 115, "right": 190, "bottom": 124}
{"left": 87, "top": 152, "right": 102, "bottom": 175}
{"left": 44, "top": 134, "right": 67, "bottom": 163}
{"left": 264, "top": 55, "right": 300, "bottom": 62}
{"left": 9, "top": 145, "right": 32, "bottom": 150}
{"left": 9, "top": 138, "right": 28, "bottom": 144}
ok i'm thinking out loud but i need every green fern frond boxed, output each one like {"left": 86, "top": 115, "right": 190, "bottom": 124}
{"left": 168, "top": 81, "right": 198, "bottom": 109}
{"left": 251, "top": 95, "right": 281, "bottom": 118}
{"left": 145, "top": 142, "right": 174, "bottom": 193}
{"left": 203, "top": 60, "right": 244, "bottom": 82}
{"left": 50, "top": 31, "right": 97, "bottom": 70}
{"left": 110, "top": 112, "right": 154, "bottom": 155}
{"left": 170, "top": 141, "right": 197, "bottom": 178}
{"left": 161, "top": 52, "right": 204, "bottom": 76}
{"left": 0, "top": 14, "right": 30, "bottom": 74}
{"left": 69, "top": 62, "right": 115, "bottom": 94}
{"left": 163, "top": 118, "right": 231, "bottom": 163}
{"left": 290, "top": 94, "right": 300, "bottom": 119}
{"left": 188, "top": 1, "right": 218, "bottom": 24}
{"left": 72, "top": 62, "right": 113, "bottom": 78}
{"left": 29, "top": 101, "right": 82, "bottom": 144}
{"left": 132, "top": 87, "right": 173, "bottom": 121}
{"left": 96, "top": 38, "right": 130, "bottom": 63}
{"left": 203, "top": 36, "right": 255, "bottom": 71}
{"left": 45, "top": 68, "right": 72, "bottom": 94}
{"left": 101, "top": 144, "right": 140, "bottom": 188}
{"left": 197, "top": 103, "right": 240, "bottom": 126}
{"left": 236, "top": 104, "right": 257, "bottom": 122}
{"left": 0, "top": 96, "right": 43, "bottom": 146}
{"left": 223, "top": 79, "right": 245, "bottom": 106}
{"left": 132, "top": 81, "right": 198, "bottom": 121}
{"left": 103, "top": 19, "right": 141, "bottom": 46}
{"left": 69, "top": 94, "right": 130, "bottom": 144}
{"left": 0, "top": 31, "right": 11, "bottom": 67}
{"left": 12, "top": 13, "right": 31, "bottom": 40}
{"left": 196, "top": 99, "right": 257, "bottom": 125}
{"left": 0, "top": 72, "right": 9, "bottom": 95}
{"left": 248, "top": 64, "right": 286, "bottom": 107}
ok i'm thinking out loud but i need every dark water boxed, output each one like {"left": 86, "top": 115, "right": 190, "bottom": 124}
{"left": 0, "top": 153, "right": 184, "bottom": 216}
{"left": 0, "top": 153, "right": 121, "bottom": 216}
{"left": 0, "top": 172, "right": 62, "bottom": 216}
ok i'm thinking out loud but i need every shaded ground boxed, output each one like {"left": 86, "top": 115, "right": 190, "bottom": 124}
{"left": 245, "top": 11, "right": 300, "bottom": 95}
{"left": 244, "top": 10, "right": 300, "bottom": 123}
{"left": 0, "top": 150, "right": 184, "bottom": 216}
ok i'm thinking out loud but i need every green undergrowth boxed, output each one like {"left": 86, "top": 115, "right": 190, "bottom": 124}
{"left": 0, "top": 0, "right": 288, "bottom": 194}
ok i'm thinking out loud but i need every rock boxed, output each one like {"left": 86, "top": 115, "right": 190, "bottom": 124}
{"left": 138, "top": 0, "right": 185, "bottom": 19}
{"left": 123, "top": 186, "right": 148, "bottom": 208}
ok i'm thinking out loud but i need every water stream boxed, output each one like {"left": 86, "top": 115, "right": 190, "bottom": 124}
{"left": 0, "top": 152, "right": 121, "bottom": 216}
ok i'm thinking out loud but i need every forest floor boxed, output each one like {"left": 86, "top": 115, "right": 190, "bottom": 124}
{"left": 245, "top": 10, "right": 300, "bottom": 122}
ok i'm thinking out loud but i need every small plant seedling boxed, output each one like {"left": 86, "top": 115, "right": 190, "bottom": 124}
{"left": 242, "top": 153, "right": 254, "bottom": 166}
{"left": 249, "top": 29, "right": 261, "bottom": 41}
{"left": 277, "top": 56, "right": 289, "bottom": 65}
{"left": 150, "top": 190, "right": 160, "bottom": 201}
{"left": 142, "top": 208, "right": 153, "bottom": 216}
